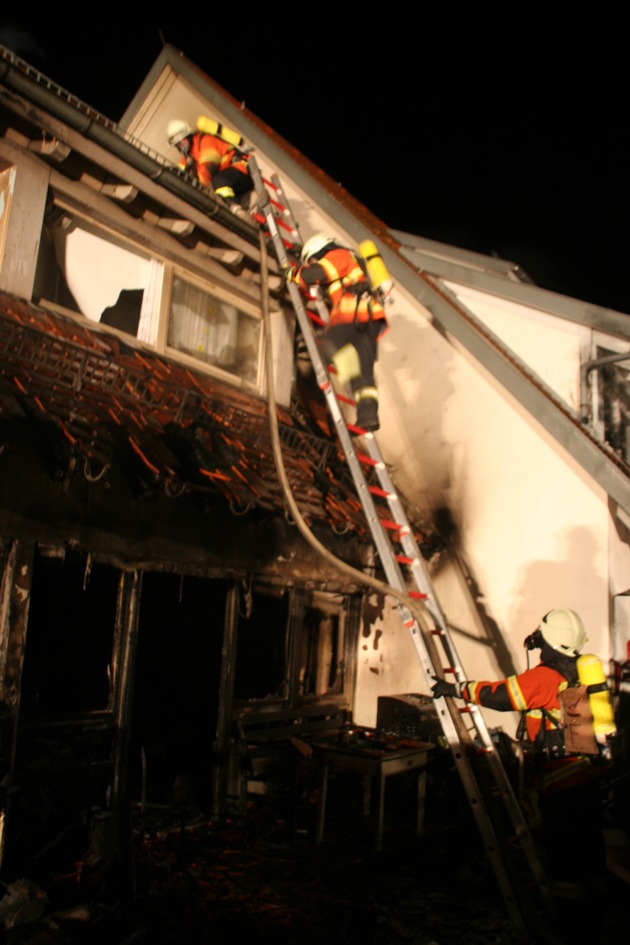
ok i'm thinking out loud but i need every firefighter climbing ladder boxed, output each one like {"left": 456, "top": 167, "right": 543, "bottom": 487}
{"left": 248, "top": 157, "right": 553, "bottom": 942}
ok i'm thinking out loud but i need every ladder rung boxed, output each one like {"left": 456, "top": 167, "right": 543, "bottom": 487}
{"left": 276, "top": 217, "right": 298, "bottom": 236}
{"left": 335, "top": 392, "right": 355, "bottom": 405}
{"left": 369, "top": 485, "right": 391, "bottom": 499}
{"left": 395, "top": 554, "right": 417, "bottom": 565}
{"left": 356, "top": 452, "right": 378, "bottom": 466}
{"left": 380, "top": 518, "right": 402, "bottom": 532}
{"left": 408, "top": 591, "right": 428, "bottom": 599}
{"left": 268, "top": 195, "right": 289, "bottom": 213}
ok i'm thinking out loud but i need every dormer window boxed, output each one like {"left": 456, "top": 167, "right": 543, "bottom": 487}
{"left": 33, "top": 202, "right": 267, "bottom": 392}
{"left": 167, "top": 274, "right": 261, "bottom": 386}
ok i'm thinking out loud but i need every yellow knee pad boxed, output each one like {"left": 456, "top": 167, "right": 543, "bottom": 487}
{"left": 331, "top": 344, "right": 361, "bottom": 385}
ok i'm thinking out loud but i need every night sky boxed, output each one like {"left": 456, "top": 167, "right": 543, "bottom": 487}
{"left": 1, "top": 11, "right": 628, "bottom": 315}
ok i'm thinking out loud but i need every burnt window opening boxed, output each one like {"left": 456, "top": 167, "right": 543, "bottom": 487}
{"left": 232, "top": 587, "right": 357, "bottom": 709}
{"left": 298, "top": 597, "right": 345, "bottom": 698}
{"left": 20, "top": 547, "right": 119, "bottom": 716}
{"left": 33, "top": 200, "right": 154, "bottom": 338}
{"left": 234, "top": 586, "right": 290, "bottom": 701}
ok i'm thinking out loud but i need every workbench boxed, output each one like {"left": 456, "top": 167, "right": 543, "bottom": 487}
{"left": 313, "top": 733, "right": 433, "bottom": 850}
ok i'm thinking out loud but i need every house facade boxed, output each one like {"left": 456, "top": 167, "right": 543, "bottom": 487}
{"left": 1, "top": 43, "right": 629, "bottom": 883}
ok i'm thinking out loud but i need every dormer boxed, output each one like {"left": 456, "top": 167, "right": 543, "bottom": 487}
{"left": 0, "top": 44, "right": 295, "bottom": 406}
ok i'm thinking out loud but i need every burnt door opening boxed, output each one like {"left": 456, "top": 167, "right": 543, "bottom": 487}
{"left": 6, "top": 546, "right": 120, "bottom": 884}
{"left": 19, "top": 549, "right": 118, "bottom": 716}
{"left": 128, "top": 573, "right": 227, "bottom": 816}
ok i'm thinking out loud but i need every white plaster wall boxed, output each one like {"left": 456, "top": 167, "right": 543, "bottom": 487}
{"left": 123, "top": 67, "right": 621, "bottom": 735}
{"left": 353, "top": 593, "right": 428, "bottom": 728}
{"left": 123, "top": 67, "right": 360, "bottom": 255}
{"left": 445, "top": 283, "right": 590, "bottom": 412}
{"left": 352, "top": 282, "right": 612, "bottom": 731}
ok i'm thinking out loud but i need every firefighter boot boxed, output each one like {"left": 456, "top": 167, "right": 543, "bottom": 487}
{"left": 355, "top": 389, "right": 380, "bottom": 432}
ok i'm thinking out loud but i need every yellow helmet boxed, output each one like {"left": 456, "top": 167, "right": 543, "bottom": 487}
{"left": 539, "top": 609, "right": 588, "bottom": 656}
{"left": 167, "top": 119, "right": 193, "bottom": 147}
{"left": 300, "top": 234, "right": 336, "bottom": 263}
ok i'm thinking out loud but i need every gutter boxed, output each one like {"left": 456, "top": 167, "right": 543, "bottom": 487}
{"left": 0, "top": 46, "right": 259, "bottom": 248}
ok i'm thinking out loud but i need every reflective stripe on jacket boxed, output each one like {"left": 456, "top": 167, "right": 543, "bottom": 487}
{"left": 464, "top": 664, "right": 566, "bottom": 743}
{"left": 462, "top": 663, "right": 598, "bottom": 792}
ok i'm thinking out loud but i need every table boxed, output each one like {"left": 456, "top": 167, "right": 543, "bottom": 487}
{"left": 313, "top": 738, "right": 433, "bottom": 850}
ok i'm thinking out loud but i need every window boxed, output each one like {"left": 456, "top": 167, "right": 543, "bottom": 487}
{"left": 297, "top": 593, "right": 346, "bottom": 698}
{"left": 595, "top": 348, "right": 630, "bottom": 464}
{"left": 34, "top": 203, "right": 157, "bottom": 338}
{"left": 0, "top": 165, "right": 16, "bottom": 267}
{"left": 232, "top": 587, "right": 357, "bottom": 707}
{"left": 168, "top": 275, "right": 261, "bottom": 384}
{"left": 584, "top": 339, "right": 630, "bottom": 466}
{"left": 32, "top": 197, "right": 272, "bottom": 394}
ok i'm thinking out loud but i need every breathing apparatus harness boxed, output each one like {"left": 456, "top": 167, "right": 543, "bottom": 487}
{"left": 516, "top": 631, "right": 574, "bottom": 759}
{"left": 309, "top": 242, "right": 384, "bottom": 332}
{"left": 518, "top": 630, "right": 616, "bottom": 763}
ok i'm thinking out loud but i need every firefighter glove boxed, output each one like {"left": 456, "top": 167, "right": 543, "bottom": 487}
{"left": 284, "top": 264, "right": 298, "bottom": 285}
{"left": 431, "top": 677, "right": 463, "bottom": 699}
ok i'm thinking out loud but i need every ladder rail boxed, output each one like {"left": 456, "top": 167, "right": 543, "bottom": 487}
{"left": 249, "top": 155, "right": 553, "bottom": 937}
{"left": 362, "top": 417, "right": 551, "bottom": 893}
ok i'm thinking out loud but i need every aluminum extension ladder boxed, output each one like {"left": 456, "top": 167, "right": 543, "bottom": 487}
{"left": 248, "top": 156, "right": 553, "bottom": 942}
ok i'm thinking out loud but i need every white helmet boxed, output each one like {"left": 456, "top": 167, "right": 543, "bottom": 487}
{"left": 539, "top": 609, "right": 588, "bottom": 656}
{"left": 167, "top": 119, "right": 193, "bottom": 147}
{"left": 300, "top": 234, "right": 336, "bottom": 263}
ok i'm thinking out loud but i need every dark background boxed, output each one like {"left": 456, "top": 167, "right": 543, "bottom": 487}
{"left": 1, "top": 11, "right": 627, "bottom": 315}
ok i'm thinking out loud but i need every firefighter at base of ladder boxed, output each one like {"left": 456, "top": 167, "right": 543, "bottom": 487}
{"left": 166, "top": 118, "right": 254, "bottom": 214}
{"left": 285, "top": 235, "right": 391, "bottom": 432}
{"left": 431, "top": 608, "right": 616, "bottom": 945}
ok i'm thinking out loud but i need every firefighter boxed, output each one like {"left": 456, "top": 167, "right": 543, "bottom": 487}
{"left": 285, "top": 234, "right": 390, "bottom": 432}
{"left": 431, "top": 608, "right": 611, "bottom": 944}
{"left": 166, "top": 119, "right": 253, "bottom": 212}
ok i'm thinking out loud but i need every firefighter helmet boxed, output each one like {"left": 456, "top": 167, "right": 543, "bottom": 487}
{"left": 300, "top": 234, "right": 336, "bottom": 263}
{"left": 539, "top": 609, "right": 588, "bottom": 656}
{"left": 167, "top": 119, "right": 193, "bottom": 147}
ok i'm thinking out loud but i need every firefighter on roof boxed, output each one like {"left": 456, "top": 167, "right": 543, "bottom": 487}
{"left": 167, "top": 118, "right": 253, "bottom": 212}
{"left": 432, "top": 608, "right": 616, "bottom": 944}
{"left": 285, "top": 234, "right": 390, "bottom": 432}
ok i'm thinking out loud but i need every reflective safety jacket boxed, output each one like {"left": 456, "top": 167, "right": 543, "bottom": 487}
{"left": 179, "top": 133, "right": 250, "bottom": 189}
{"left": 290, "top": 247, "right": 389, "bottom": 333}
{"left": 462, "top": 663, "right": 597, "bottom": 793}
